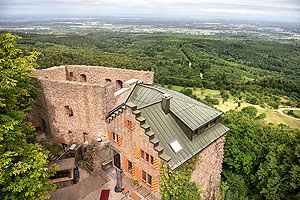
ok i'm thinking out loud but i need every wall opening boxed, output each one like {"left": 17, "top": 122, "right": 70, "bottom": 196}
{"left": 70, "top": 72, "right": 74, "bottom": 77}
{"left": 79, "top": 74, "right": 87, "bottom": 82}
{"left": 83, "top": 132, "right": 88, "bottom": 142}
{"left": 64, "top": 106, "right": 73, "bottom": 117}
{"left": 105, "top": 78, "right": 111, "bottom": 83}
{"left": 116, "top": 80, "right": 123, "bottom": 90}
{"left": 41, "top": 118, "right": 46, "bottom": 132}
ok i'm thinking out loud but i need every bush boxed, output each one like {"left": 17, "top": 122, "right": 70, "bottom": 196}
{"left": 133, "top": 180, "right": 139, "bottom": 185}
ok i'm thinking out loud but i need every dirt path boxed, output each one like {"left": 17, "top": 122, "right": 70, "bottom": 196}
{"left": 276, "top": 108, "right": 300, "bottom": 121}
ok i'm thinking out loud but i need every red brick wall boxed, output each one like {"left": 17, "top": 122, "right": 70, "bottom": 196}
{"left": 107, "top": 106, "right": 161, "bottom": 197}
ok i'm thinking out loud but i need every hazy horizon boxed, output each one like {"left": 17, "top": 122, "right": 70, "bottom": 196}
{"left": 0, "top": 0, "right": 300, "bottom": 23}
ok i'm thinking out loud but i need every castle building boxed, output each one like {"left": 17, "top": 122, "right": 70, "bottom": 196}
{"left": 29, "top": 65, "right": 229, "bottom": 199}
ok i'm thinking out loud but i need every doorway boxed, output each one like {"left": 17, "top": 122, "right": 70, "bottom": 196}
{"left": 113, "top": 150, "right": 121, "bottom": 169}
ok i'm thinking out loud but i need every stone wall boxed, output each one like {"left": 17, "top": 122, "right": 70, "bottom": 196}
{"left": 29, "top": 65, "right": 154, "bottom": 146}
{"left": 107, "top": 106, "right": 161, "bottom": 198}
{"left": 190, "top": 136, "right": 226, "bottom": 199}
{"left": 35, "top": 66, "right": 67, "bottom": 81}
{"left": 29, "top": 77, "right": 108, "bottom": 145}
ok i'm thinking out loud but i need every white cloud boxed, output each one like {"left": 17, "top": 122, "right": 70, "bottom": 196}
{"left": 0, "top": 0, "right": 299, "bottom": 22}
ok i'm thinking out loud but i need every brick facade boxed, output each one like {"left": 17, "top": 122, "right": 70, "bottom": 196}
{"left": 107, "top": 106, "right": 161, "bottom": 198}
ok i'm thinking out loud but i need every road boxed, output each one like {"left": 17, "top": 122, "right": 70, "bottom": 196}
{"left": 276, "top": 108, "right": 300, "bottom": 121}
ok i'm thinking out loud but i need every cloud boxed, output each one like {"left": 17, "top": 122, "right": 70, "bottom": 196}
{"left": 0, "top": 0, "right": 299, "bottom": 22}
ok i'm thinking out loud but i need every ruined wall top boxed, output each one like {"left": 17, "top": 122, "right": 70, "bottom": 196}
{"left": 34, "top": 65, "right": 154, "bottom": 85}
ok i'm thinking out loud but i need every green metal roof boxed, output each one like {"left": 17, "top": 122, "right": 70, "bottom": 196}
{"left": 122, "top": 84, "right": 229, "bottom": 170}
{"left": 140, "top": 102, "right": 229, "bottom": 171}
{"left": 127, "top": 84, "right": 223, "bottom": 130}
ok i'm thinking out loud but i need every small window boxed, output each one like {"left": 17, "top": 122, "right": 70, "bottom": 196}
{"left": 80, "top": 74, "right": 87, "bottom": 82}
{"left": 105, "top": 78, "right": 111, "bottom": 83}
{"left": 70, "top": 72, "right": 74, "bottom": 77}
{"left": 151, "top": 156, "right": 154, "bottom": 165}
{"left": 64, "top": 106, "right": 73, "bottom": 117}
{"left": 169, "top": 140, "right": 183, "bottom": 153}
{"left": 116, "top": 80, "right": 123, "bottom": 89}
{"left": 141, "top": 150, "right": 144, "bottom": 159}
{"left": 142, "top": 170, "right": 146, "bottom": 182}
{"left": 113, "top": 132, "right": 116, "bottom": 141}
{"left": 128, "top": 160, "right": 132, "bottom": 173}
{"left": 146, "top": 153, "right": 149, "bottom": 162}
{"left": 83, "top": 132, "right": 88, "bottom": 142}
{"left": 147, "top": 174, "right": 152, "bottom": 186}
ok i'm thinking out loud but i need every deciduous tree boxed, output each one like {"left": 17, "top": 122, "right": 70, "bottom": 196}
{"left": 0, "top": 33, "right": 57, "bottom": 200}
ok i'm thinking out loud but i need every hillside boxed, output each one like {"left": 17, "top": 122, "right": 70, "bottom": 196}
{"left": 13, "top": 32, "right": 300, "bottom": 108}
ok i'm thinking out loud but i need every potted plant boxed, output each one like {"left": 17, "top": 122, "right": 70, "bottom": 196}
{"left": 132, "top": 180, "right": 139, "bottom": 188}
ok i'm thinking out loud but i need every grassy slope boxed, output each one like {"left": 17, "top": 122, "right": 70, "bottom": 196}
{"left": 165, "top": 85, "right": 300, "bottom": 128}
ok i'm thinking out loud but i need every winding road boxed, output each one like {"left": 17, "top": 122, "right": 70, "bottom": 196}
{"left": 276, "top": 108, "right": 300, "bottom": 121}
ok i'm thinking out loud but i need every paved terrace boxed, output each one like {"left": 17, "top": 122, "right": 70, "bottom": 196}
{"left": 49, "top": 167, "right": 159, "bottom": 200}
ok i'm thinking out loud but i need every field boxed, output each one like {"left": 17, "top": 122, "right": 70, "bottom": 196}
{"left": 283, "top": 110, "right": 300, "bottom": 119}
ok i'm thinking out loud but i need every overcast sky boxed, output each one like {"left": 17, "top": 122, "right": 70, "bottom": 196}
{"left": 0, "top": 0, "right": 299, "bottom": 22}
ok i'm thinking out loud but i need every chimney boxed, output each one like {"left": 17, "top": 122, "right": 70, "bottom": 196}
{"left": 161, "top": 93, "right": 172, "bottom": 114}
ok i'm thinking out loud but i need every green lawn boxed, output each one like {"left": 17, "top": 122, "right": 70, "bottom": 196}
{"left": 283, "top": 110, "right": 300, "bottom": 119}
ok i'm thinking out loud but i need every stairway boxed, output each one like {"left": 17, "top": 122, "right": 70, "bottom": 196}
{"left": 39, "top": 144, "right": 59, "bottom": 161}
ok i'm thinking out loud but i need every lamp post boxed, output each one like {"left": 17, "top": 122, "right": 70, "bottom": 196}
{"left": 114, "top": 168, "right": 124, "bottom": 193}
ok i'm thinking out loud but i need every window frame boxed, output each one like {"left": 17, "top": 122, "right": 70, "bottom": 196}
{"left": 128, "top": 160, "right": 132, "bottom": 173}
{"left": 141, "top": 170, "right": 152, "bottom": 187}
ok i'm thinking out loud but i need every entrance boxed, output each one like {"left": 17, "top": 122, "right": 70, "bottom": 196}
{"left": 113, "top": 150, "right": 121, "bottom": 169}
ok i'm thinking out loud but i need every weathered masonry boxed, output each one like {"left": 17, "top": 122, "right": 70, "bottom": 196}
{"left": 106, "top": 85, "right": 229, "bottom": 199}
{"left": 29, "top": 65, "right": 229, "bottom": 199}
{"left": 29, "top": 65, "right": 154, "bottom": 145}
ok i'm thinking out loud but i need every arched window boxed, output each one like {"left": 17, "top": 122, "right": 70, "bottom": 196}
{"left": 116, "top": 80, "right": 123, "bottom": 89}
{"left": 105, "top": 78, "right": 112, "bottom": 83}
{"left": 80, "top": 74, "right": 86, "bottom": 82}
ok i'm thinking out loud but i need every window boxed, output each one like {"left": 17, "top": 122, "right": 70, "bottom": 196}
{"left": 142, "top": 170, "right": 146, "bottom": 182}
{"left": 140, "top": 149, "right": 155, "bottom": 165}
{"left": 169, "top": 140, "right": 183, "bottom": 153}
{"left": 116, "top": 80, "right": 123, "bottom": 89}
{"left": 113, "top": 132, "right": 116, "bottom": 141}
{"left": 111, "top": 132, "right": 122, "bottom": 146}
{"left": 83, "top": 132, "right": 88, "bottom": 142}
{"left": 70, "top": 72, "right": 73, "bottom": 77}
{"left": 141, "top": 170, "right": 152, "bottom": 187}
{"left": 125, "top": 119, "right": 134, "bottom": 131}
{"left": 64, "top": 106, "right": 73, "bottom": 117}
{"left": 80, "top": 74, "right": 86, "bottom": 82}
{"left": 141, "top": 150, "right": 144, "bottom": 159}
{"left": 105, "top": 78, "right": 111, "bottom": 83}
{"left": 128, "top": 160, "right": 132, "bottom": 173}
{"left": 151, "top": 156, "right": 154, "bottom": 165}
{"left": 147, "top": 174, "right": 152, "bottom": 186}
